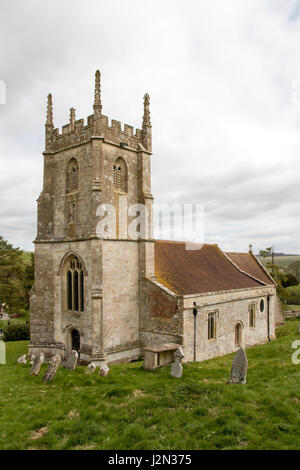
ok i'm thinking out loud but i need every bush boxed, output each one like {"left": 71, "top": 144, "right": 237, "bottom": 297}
{"left": 282, "top": 272, "right": 298, "bottom": 288}
{"left": 2, "top": 322, "right": 30, "bottom": 341}
{"left": 287, "top": 285, "right": 300, "bottom": 305}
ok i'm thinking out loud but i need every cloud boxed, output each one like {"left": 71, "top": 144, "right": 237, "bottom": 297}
{"left": 1, "top": 0, "right": 300, "bottom": 253}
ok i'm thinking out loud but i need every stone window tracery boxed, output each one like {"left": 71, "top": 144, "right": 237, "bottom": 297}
{"left": 65, "top": 255, "right": 84, "bottom": 313}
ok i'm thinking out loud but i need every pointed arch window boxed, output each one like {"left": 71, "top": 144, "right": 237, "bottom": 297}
{"left": 113, "top": 157, "right": 127, "bottom": 192}
{"left": 66, "top": 158, "right": 79, "bottom": 193}
{"left": 64, "top": 254, "right": 84, "bottom": 313}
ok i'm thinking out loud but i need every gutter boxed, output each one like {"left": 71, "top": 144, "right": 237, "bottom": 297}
{"left": 267, "top": 293, "right": 271, "bottom": 342}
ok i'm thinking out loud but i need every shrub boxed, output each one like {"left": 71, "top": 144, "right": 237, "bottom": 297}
{"left": 287, "top": 285, "right": 300, "bottom": 305}
{"left": 2, "top": 322, "right": 30, "bottom": 341}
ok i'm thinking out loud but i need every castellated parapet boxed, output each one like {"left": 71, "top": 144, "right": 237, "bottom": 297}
{"left": 45, "top": 70, "right": 152, "bottom": 154}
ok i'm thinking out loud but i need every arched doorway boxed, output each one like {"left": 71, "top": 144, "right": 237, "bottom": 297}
{"left": 71, "top": 329, "right": 80, "bottom": 356}
{"left": 235, "top": 323, "right": 242, "bottom": 347}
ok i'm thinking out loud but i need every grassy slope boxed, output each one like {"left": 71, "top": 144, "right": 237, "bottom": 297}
{"left": 0, "top": 320, "right": 300, "bottom": 450}
{"left": 258, "top": 255, "right": 300, "bottom": 270}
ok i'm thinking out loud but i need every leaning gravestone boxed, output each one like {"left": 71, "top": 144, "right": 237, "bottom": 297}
{"left": 42, "top": 354, "right": 62, "bottom": 382}
{"left": 86, "top": 362, "right": 96, "bottom": 374}
{"left": 65, "top": 350, "right": 78, "bottom": 371}
{"left": 0, "top": 340, "right": 6, "bottom": 364}
{"left": 99, "top": 364, "right": 109, "bottom": 376}
{"left": 227, "top": 348, "right": 248, "bottom": 384}
{"left": 30, "top": 352, "right": 44, "bottom": 376}
{"left": 171, "top": 347, "right": 185, "bottom": 378}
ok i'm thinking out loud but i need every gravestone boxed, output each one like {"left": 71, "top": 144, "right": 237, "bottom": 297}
{"left": 298, "top": 324, "right": 300, "bottom": 333}
{"left": 30, "top": 352, "right": 44, "bottom": 376}
{"left": 228, "top": 348, "right": 248, "bottom": 384}
{"left": 17, "top": 354, "right": 27, "bottom": 364}
{"left": 99, "top": 364, "right": 109, "bottom": 376}
{"left": 86, "top": 362, "right": 96, "bottom": 374}
{"left": 171, "top": 347, "right": 184, "bottom": 378}
{"left": 28, "top": 354, "right": 35, "bottom": 365}
{"left": 65, "top": 350, "right": 78, "bottom": 371}
{"left": 0, "top": 340, "right": 6, "bottom": 364}
{"left": 42, "top": 354, "right": 62, "bottom": 382}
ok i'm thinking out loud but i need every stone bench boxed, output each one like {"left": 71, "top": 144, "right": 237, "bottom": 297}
{"left": 143, "top": 343, "right": 182, "bottom": 371}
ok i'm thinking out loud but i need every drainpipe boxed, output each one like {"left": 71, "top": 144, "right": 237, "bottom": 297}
{"left": 267, "top": 293, "right": 271, "bottom": 342}
{"left": 193, "top": 304, "right": 198, "bottom": 362}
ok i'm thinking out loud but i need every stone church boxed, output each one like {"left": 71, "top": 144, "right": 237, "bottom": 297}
{"left": 29, "top": 71, "right": 282, "bottom": 365}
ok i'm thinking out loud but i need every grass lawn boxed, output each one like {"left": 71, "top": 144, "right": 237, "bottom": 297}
{"left": 0, "top": 320, "right": 300, "bottom": 450}
{"left": 286, "top": 305, "right": 300, "bottom": 311}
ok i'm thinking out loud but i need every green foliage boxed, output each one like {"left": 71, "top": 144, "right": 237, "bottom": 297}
{"left": 2, "top": 322, "right": 30, "bottom": 341}
{"left": 0, "top": 235, "right": 34, "bottom": 313}
{"left": 288, "top": 261, "right": 300, "bottom": 282}
{"left": 259, "top": 247, "right": 273, "bottom": 259}
{"left": 22, "top": 253, "right": 34, "bottom": 310}
{"left": 286, "top": 285, "right": 300, "bottom": 306}
{"left": 265, "top": 261, "right": 290, "bottom": 304}
{"left": 282, "top": 272, "right": 298, "bottom": 288}
{"left": 0, "top": 236, "right": 24, "bottom": 313}
{"left": 0, "top": 321, "right": 300, "bottom": 450}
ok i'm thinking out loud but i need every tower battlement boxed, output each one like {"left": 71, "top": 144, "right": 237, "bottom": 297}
{"left": 45, "top": 71, "right": 152, "bottom": 154}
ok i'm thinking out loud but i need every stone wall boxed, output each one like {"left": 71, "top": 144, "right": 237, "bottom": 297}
{"left": 102, "top": 240, "right": 140, "bottom": 358}
{"left": 139, "top": 278, "right": 183, "bottom": 349}
{"left": 182, "top": 286, "right": 277, "bottom": 362}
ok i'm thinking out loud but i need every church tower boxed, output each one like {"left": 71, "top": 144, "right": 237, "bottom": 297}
{"left": 29, "top": 71, "right": 154, "bottom": 364}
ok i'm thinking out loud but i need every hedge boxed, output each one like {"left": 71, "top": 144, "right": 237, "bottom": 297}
{"left": 2, "top": 322, "right": 30, "bottom": 341}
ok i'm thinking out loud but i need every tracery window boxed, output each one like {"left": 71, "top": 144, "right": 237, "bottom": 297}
{"left": 65, "top": 255, "right": 84, "bottom": 312}
{"left": 113, "top": 157, "right": 127, "bottom": 192}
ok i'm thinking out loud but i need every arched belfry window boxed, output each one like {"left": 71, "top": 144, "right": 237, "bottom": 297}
{"left": 66, "top": 158, "right": 79, "bottom": 194}
{"left": 113, "top": 157, "right": 127, "bottom": 192}
{"left": 64, "top": 254, "right": 84, "bottom": 313}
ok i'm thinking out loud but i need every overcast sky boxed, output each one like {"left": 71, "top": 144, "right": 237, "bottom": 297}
{"left": 1, "top": 0, "right": 300, "bottom": 253}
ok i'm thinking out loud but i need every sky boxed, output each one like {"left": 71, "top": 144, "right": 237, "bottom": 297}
{"left": 1, "top": 0, "right": 300, "bottom": 253}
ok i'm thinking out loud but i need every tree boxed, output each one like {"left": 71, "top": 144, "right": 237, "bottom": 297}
{"left": 23, "top": 253, "right": 34, "bottom": 310}
{"left": 259, "top": 247, "right": 273, "bottom": 259}
{"left": 0, "top": 236, "right": 24, "bottom": 313}
{"left": 288, "top": 261, "right": 300, "bottom": 282}
{"left": 281, "top": 272, "right": 298, "bottom": 288}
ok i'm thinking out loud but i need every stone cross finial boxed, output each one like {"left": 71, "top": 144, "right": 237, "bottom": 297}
{"left": 142, "top": 93, "right": 151, "bottom": 127}
{"left": 70, "top": 107, "right": 76, "bottom": 131}
{"left": 249, "top": 243, "right": 253, "bottom": 253}
{"left": 46, "top": 93, "right": 53, "bottom": 127}
{"left": 93, "top": 70, "right": 102, "bottom": 111}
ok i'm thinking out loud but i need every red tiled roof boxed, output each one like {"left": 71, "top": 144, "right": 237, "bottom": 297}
{"left": 154, "top": 241, "right": 265, "bottom": 296}
{"left": 225, "top": 252, "right": 274, "bottom": 286}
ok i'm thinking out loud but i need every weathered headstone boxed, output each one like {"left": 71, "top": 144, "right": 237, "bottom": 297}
{"left": 227, "top": 348, "right": 248, "bottom": 384}
{"left": 0, "top": 340, "right": 6, "bottom": 364}
{"left": 30, "top": 352, "right": 44, "bottom": 376}
{"left": 65, "top": 350, "right": 78, "bottom": 371}
{"left": 171, "top": 347, "right": 184, "bottom": 378}
{"left": 42, "top": 354, "right": 62, "bottom": 382}
{"left": 28, "top": 354, "right": 35, "bottom": 365}
{"left": 99, "top": 364, "right": 109, "bottom": 376}
{"left": 297, "top": 324, "right": 300, "bottom": 333}
{"left": 86, "top": 362, "right": 96, "bottom": 374}
{"left": 17, "top": 354, "right": 27, "bottom": 364}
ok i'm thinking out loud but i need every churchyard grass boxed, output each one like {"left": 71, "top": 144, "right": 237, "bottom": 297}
{"left": 0, "top": 320, "right": 300, "bottom": 450}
